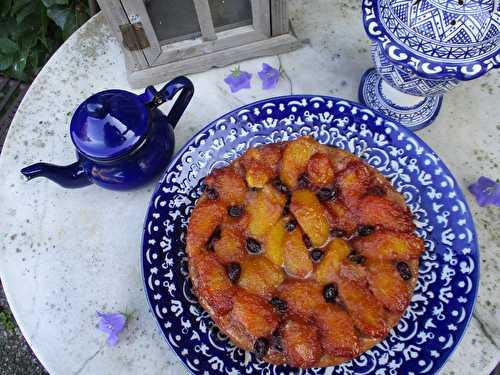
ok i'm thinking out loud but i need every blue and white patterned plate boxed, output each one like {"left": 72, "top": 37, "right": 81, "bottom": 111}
{"left": 142, "top": 96, "right": 479, "bottom": 375}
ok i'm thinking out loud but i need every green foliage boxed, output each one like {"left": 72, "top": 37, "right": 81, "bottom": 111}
{"left": 0, "top": 0, "right": 89, "bottom": 81}
{"left": 0, "top": 308, "right": 16, "bottom": 332}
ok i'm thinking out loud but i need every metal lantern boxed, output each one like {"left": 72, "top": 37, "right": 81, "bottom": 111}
{"left": 97, "top": 0, "right": 301, "bottom": 87}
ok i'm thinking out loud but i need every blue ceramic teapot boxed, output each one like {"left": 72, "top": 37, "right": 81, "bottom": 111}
{"left": 21, "top": 76, "right": 194, "bottom": 190}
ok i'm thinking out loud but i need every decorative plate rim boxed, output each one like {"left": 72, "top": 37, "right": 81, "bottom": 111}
{"left": 141, "top": 94, "right": 480, "bottom": 375}
{"left": 361, "top": 0, "right": 500, "bottom": 81}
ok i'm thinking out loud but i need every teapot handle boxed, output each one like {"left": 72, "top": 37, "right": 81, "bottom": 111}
{"left": 142, "top": 76, "right": 194, "bottom": 128}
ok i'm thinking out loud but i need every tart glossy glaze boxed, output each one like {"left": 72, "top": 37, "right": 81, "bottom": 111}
{"left": 186, "top": 136, "right": 424, "bottom": 368}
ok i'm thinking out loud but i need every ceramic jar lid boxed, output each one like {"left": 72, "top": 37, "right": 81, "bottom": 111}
{"left": 70, "top": 90, "right": 150, "bottom": 161}
{"left": 362, "top": 0, "right": 500, "bottom": 80}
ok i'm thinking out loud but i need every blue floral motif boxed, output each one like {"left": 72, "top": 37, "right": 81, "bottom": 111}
{"left": 362, "top": 0, "right": 500, "bottom": 81}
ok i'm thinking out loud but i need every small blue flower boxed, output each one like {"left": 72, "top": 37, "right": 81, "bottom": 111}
{"left": 468, "top": 176, "right": 500, "bottom": 207}
{"left": 224, "top": 66, "right": 252, "bottom": 93}
{"left": 97, "top": 311, "right": 127, "bottom": 346}
{"left": 257, "top": 63, "right": 280, "bottom": 90}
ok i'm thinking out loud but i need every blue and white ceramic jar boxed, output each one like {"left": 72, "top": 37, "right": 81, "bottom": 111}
{"left": 359, "top": 0, "right": 500, "bottom": 131}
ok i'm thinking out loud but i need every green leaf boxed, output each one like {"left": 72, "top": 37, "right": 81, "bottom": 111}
{"left": 11, "top": 50, "right": 30, "bottom": 81}
{"left": 0, "top": 0, "right": 88, "bottom": 81}
{"left": 29, "top": 44, "right": 48, "bottom": 73}
{"left": 41, "top": 0, "right": 68, "bottom": 7}
{"left": 0, "top": 53, "right": 14, "bottom": 71}
{"left": 0, "top": 0, "right": 12, "bottom": 17}
{"left": 39, "top": 5, "right": 49, "bottom": 47}
{"left": 11, "top": 0, "right": 30, "bottom": 14}
{"left": 0, "top": 37, "right": 18, "bottom": 54}
{"left": 13, "top": 54, "right": 27, "bottom": 73}
{"left": 44, "top": 37, "right": 57, "bottom": 53}
{"left": 11, "top": 19, "right": 36, "bottom": 38}
{"left": 16, "top": 2, "right": 36, "bottom": 24}
{"left": 11, "top": 66, "right": 29, "bottom": 81}
{"left": 0, "top": 310, "right": 16, "bottom": 332}
{"left": 30, "top": 50, "right": 40, "bottom": 73}
{"left": 62, "top": 7, "right": 87, "bottom": 40}
{"left": 0, "top": 18, "right": 17, "bottom": 36}
{"left": 20, "top": 33, "right": 39, "bottom": 51}
{"left": 47, "top": 5, "right": 70, "bottom": 29}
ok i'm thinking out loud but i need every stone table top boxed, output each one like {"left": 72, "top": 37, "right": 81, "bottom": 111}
{"left": 0, "top": 1, "right": 498, "bottom": 374}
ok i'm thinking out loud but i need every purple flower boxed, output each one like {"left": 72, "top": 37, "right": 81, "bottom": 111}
{"left": 97, "top": 311, "right": 127, "bottom": 346}
{"left": 224, "top": 66, "right": 252, "bottom": 93}
{"left": 468, "top": 176, "right": 500, "bottom": 207}
{"left": 257, "top": 63, "right": 281, "bottom": 90}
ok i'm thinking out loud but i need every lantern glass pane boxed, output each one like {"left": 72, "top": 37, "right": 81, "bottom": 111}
{"left": 146, "top": 0, "right": 201, "bottom": 43}
{"left": 209, "top": 0, "right": 252, "bottom": 31}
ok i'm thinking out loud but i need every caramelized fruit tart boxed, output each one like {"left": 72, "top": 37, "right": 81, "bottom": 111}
{"left": 186, "top": 136, "right": 424, "bottom": 368}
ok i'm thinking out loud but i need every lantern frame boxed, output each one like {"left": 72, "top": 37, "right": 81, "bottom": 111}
{"left": 97, "top": 0, "right": 301, "bottom": 87}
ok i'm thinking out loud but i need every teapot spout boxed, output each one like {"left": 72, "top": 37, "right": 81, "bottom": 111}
{"left": 21, "top": 161, "right": 92, "bottom": 188}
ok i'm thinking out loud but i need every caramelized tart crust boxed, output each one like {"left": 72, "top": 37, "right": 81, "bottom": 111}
{"left": 187, "top": 136, "right": 423, "bottom": 368}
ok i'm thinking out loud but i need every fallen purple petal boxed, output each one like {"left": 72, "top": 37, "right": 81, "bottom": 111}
{"left": 257, "top": 63, "right": 280, "bottom": 90}
{"left": 107, "top": 333, "right": 119, "bottom": 347}
{"left": 468, "top": 176, "right": 500, "bottom": 207}
{"left": 224, "top": 66, "right": 252, "bottom": 93}
{"left": 97, "top": 311, "right": 127, "bottom": 346}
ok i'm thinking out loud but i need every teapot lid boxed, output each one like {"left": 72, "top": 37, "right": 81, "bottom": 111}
{"left": 70, "top": 89, "right": 149, "bottom": 161}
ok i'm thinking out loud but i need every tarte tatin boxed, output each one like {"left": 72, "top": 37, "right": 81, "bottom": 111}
{"left": 186, "top": 136, "right": 424, "bottom": 368}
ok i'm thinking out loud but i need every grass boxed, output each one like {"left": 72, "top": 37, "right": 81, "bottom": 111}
{"left": 0, "top": 308, "right": 16, "bottom": 332}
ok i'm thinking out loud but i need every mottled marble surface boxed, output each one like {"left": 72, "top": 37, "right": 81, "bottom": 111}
{"left": 0, "top": 1, "right": 498, "bottom": 374}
